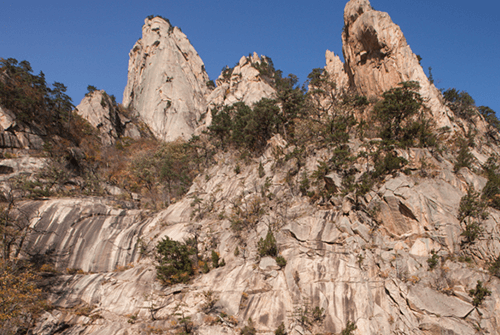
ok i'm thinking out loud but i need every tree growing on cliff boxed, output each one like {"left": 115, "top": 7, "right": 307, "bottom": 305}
{"left": 155, "top": 236, "right": 196, "bottom": 285}
{"left": 0, "top": 58, "right": 74, "bottom": 133}
{"left": 374, "top": 81, "right": 435, "bottom": 148}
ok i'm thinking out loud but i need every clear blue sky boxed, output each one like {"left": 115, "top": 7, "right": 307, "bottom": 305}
{"left": 1, "top": 0, "right": 499, "bottom": 114}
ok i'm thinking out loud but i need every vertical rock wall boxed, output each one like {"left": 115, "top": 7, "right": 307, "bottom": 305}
{"left": 122, "top": 17, "right": 210, "bottom": 141}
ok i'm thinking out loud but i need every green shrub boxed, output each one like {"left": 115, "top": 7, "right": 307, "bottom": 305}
{"left": 299, "top": 169, "right": 310, "bottom": 196}
{"left": 211, "top": 250, "right": 220, "bottom": 268}
{"left": 458, "top": 186, "right": 487, "bottom": 244}
{"left": 258, "top": 229, "right": 278, "bottom": 257}
{"left": 458, "top": 186, "right": 488, "bottom": 222}
{"left": 479, "top": 106, "right": 500, "bottom": 131}
{"left": 209, "top": 100, "right": 282, "bottom": 152}
{"left": 488, "top": 255, "right": 500, "bottom": 278}
{"left": 469, "top": 280, "right": 491, "bottom": 307}
{"left": 482, "top": 157, "right": 500, "bottom": 210}
{"left": 240, "top": 318, "right": 256, "bottom": 335}
{"left": 276, "top": 255, "right": 287, "bottom": 268}
{"left": 427, "top": 250, "right": 439, "bottom": 270}
{"left": 86, "top": 85, "right": 97, "bottom": 96}
{"left": 258, "top": 162, "right": 265, "bottom": 178}
{"left": 155, "top": 236, "right": 195, "bottom": 285}
{"left": 0, "top": 58, "right": 73, "bottom": 134}
{"left": 372, "top": 150, "right": 408, "bottom": 179}
{"left": 453, "top": 138, "right": 474, "bottom": 172}
{"left": 461, "top": 222, "right": 483, "bottom": 244}
{"left": 373, "top": 81, "right": 428, "bottom": 147}
{"left": 312, "top": 306, "right": 324, "bottom": 322}
{"left": 221, "top": 65, "right": 234, "bottom": 80}
{"left": 274, "top": 322, "right": 286, "bottom": 335}
{"left": 206, "top": 80, "right": 216, "bottom": 90}
{"left": 130, "top": 139, "right": 198, "bottom": 207}
{"left": 341, "top": 321, "right": 357, "bottom": 335}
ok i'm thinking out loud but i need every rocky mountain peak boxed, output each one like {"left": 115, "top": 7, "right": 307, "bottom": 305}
{"left": 343, "top": 0, "right": 373, "bottom": 25}
{"left": 341, "top": 0, "right": 455, "bottom": 129}
{"left": 122, "top": 16, "right": 210, "bottom": 142}
{"left": 210, "top": 52, "right": 276, "bottom": 107}
{"left": 199, "top": 52, "right": 277, "bottom": 129}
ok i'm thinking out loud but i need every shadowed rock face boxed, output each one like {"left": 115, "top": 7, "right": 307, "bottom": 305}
{"left": 122, "top": 17, "right": 210, "bottom": 142}
{"left": 25, "top": 199, "right": 148, "bottom": 273}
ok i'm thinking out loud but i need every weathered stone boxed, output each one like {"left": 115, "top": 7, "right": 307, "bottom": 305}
{"left": 75, "top": 90, "right": 139, "bottom": 145}
{"left": 0, "top": 105, "right": 16, "bottom": 130}
{"left": 259, "top": 257, "right": 280, "bottom": 271}
{"left": 123, "top": 16, "right": 209, "bottom": 141}
{"left": 407, "top": 285, "right": 473, "bottom": 318}
{"left": 342, "top": 0, "right": 455, "bottom": 130}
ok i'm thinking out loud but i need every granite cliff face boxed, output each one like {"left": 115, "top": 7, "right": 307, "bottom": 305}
{"left": 340, "top": 0, "right": 456, "bottom": 130}
{"left": 122, "top": 16, "right": 210, "bottom": 141}
{"left": 4, "top": 1, "right": 500, "bottom": 335}
{"left": 75, "top": 90, "right": 142, "bottom": 145}
{"left": 29, "top": 136, "right": 500, "bottom": 335}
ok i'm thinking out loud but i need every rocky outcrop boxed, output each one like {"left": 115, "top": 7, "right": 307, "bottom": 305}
{"left": 341, "top": 0, "right": 455, "bottom": 129}
{"left": 12, "top": 3, "right": 500, "bottom": 335}
{"left": 122, "top": 16, "right": 210, "bottom": 142}
{"left": 207, "top": 53, "right": 276, "bottom": 108}
{"left": 324, "top": 50, "right": 349, "bottom": 94}
{"left": 25, "top": 198, "right": 148, "bottom": 273}
{"left": 27, "top": 134, "right": 500, "bottom": 335}
{"left": 199, "top": 53, "right": 277, "bottom": 129}
{"left": 75, "top": 90, "right": 141, "bottom": 145}
{"left": 0, "top": 105, "right": 45, "bottom": 150}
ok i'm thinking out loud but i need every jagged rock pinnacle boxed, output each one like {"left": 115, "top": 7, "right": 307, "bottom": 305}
{"left": 122, "top": 16, "right": 209, "bottom": 142}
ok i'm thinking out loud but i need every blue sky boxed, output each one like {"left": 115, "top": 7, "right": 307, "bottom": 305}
{"left": 1, "top": 0, "right": 499, "bottom": 114}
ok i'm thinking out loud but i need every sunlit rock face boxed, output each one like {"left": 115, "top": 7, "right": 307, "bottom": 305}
{"left": 341, "top": 0, "right": 454, "bottom": 129}
{"left": 123, "top": 16, "right": 210, "bottom": 141}
{"left": 198, "top": 53, "right": 277, "bottom": 129}
{"left": 75, "top": 90, "right": 141, "bottom": 145}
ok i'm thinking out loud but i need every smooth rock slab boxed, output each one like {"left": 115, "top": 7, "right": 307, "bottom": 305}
{"left": 407, "top": 285, "right": 473, "bottom": 318}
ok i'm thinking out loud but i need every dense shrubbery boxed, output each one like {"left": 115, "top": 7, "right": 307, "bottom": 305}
{"left": 458, "top": 186, "right": 488, "bottom": 244}
{"left": 209, "top": 99, "right": 282, "bottom": 152}
{"left": 479, "top": 105, "right": 500, "bottom": 131}
{"left": 482, "top": 157, "right": 500, "bottom": 210}
{"left": 130, "top": 139, "right": 200, "bottom": 207}
{"left": 469, "top": 280, "right": 491, "bottom": 307}
{"left": 374, "top": 81, "right": 435, "bottom": 148}
{"left": 257, "top": 229, "right": 278, "bottom": 257}
{"left": 489, "top": 255, "right": 500, "bottom": 278}
{"left": 155, "top": 236, "right": 196, "bottom": 286}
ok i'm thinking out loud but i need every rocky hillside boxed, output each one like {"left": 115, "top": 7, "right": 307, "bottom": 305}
{"left": 1, "top": 1, "right": 500, "bottom": 335}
